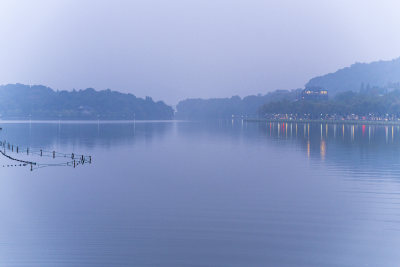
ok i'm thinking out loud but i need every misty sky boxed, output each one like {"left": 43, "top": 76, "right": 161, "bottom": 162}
{"left": 0, "top": 0, "right": 400, "bottom": 104}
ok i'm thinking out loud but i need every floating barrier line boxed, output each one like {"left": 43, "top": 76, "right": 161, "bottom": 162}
{"left": 1, "top": 141, "right": 90, "bottom": 159}
{"left": 0, "top": 150, "right": 36, "bottom": 166}
{"left": 0, "top": 140, "right": 91, "bottom": 171}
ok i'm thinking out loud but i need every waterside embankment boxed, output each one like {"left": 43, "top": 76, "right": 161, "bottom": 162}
{"left": 245, "top": 118, "right": 400, "bottom": 126}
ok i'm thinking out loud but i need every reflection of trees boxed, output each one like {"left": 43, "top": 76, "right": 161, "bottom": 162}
{"left": 0, "top": 122, "right": 173, "bottom": 150}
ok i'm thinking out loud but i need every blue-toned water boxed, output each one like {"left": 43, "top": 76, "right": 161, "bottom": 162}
{"left": 1, "top": 121, "right": 400, "bottom": 266}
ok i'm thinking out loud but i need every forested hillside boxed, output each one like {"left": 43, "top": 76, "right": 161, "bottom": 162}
{"left": 176, "top": 89, "right": 301, "bottom": 119}
{"left": 0, "top": 84, "right": 174, "bottom": 120}
{"left": 259, "top": 87, "right": 400, "bottom": 118}
{"left": 306, "top": 57, "right": 400, "bottom": 95}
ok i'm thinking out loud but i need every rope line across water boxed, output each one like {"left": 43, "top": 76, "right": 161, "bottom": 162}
{"left": 0, "top": 140, "right": 92, "bottom": 171}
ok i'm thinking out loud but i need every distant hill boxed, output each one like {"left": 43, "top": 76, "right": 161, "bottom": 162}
{"left": 0, "top": 84, "right": 174, "bottom": 120}
{"left": 306, "top": 57, "right": 400, "bottom": 94}
{"left": 7, "top": 57, "right": 400, "bottom": 120}
{"left": 259, "top": 88, "right": 400, "bottom": 119}
{"left": 176, "top": 89, "right": 301, "bottom": 119}
{"left": 175, "top": 57, "right": 400, "bottom": 120}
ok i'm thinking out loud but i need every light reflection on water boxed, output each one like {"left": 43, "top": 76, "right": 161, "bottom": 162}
{"left": 0, "top": 120, "right": 400, "bottom": 266}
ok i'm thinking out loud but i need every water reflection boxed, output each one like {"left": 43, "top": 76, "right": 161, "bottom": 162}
{"left": 3, "top": 120, "right": 400, "bottom": 174}
{"left": 0, "top": 121, "right": 173, "bottom": 150}
{"left": 320, "top": 139, "right": 326, "bottom": 160}
{"left": 0, "top": 120, "right": 400, "bottom": 265}
{"left": 258, "top": 121, "right": 400, "bottom": 176}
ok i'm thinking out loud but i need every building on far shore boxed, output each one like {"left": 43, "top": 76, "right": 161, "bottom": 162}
{"left": 301, "top": 86, "right": 328, "bottom": 100}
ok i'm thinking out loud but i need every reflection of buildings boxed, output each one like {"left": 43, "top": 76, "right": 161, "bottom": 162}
{"left": 301, "top": 87, "right": 328, "bottom": 100}
{"left": 320, "top": 139, "right": 326, "bottom": 160}
{"left": 260, "top": 122, "right": 400, "bottom": 163}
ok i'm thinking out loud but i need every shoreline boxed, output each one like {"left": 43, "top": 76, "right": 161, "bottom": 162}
{"left": 244, "top": 118, "right": 400, "bottom": 126}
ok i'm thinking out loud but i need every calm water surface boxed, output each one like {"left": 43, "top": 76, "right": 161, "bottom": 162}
{"left": 0, "top": 121, "right": 400, "bottom": 266}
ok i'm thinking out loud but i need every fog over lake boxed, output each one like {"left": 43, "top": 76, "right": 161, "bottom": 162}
{"left": 2, "top": 0, "right": 400, "bottom": 103}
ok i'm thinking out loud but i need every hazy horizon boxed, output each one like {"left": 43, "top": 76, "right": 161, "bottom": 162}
{"left": 1, "top": 0, "right": 400, "bottom": 104}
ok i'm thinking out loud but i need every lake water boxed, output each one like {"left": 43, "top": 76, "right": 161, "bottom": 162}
{"left": 1, "top": 121, "right": 400, "bottom": 266}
